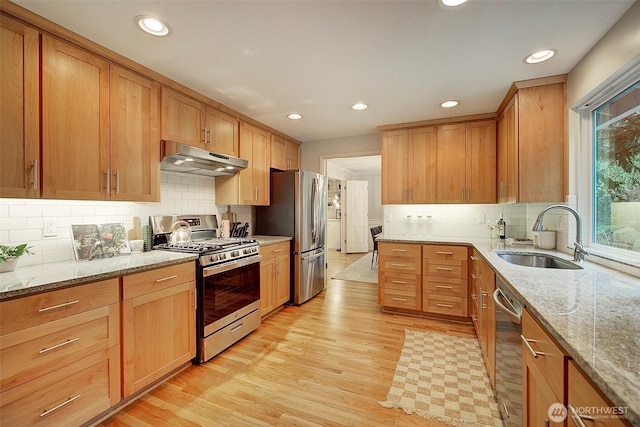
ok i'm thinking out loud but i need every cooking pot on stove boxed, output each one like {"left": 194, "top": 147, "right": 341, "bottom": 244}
{"left": 169, "top": 220, "right": 192, "bottom": 244}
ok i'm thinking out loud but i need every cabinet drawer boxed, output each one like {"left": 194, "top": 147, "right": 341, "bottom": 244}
{"left": 423, "top": 259, "right": 466, "bottom": 278}
{"left": 123, "top": 261, "right": 195, "bottom": 299}
{"left": 0, "top": 346, "right": 120, "bottom": 427}
{"left": 382, "top": 288, "right": 419, "bottom": 310}
{"left": 422, "top": 244, "right": 467, "bottom": 261}
{"left": 379, "top": 242, "right": 421, "bottom": 258}
{"left": 423, "top": 294, "right": 468, "bottom": 317}
{"left": 522, "top": 309, "right": 567, "bottom": 401}
{"left": 381, "top": 272, "right": 419, "bottom": 291}
{"left": 380, "top": 256, "right": 421, "bottom": 274}
{"left": 0, "top": 279, "right": 119, "bottom": 335}
{"left": 260, "top": 241, "right": 290, "bottom": 260}
{"left": 424, "top": 277, "right": 467, "bottom": 297}
{"left": 0, "top": 303, "right": 119, "bottom": 391}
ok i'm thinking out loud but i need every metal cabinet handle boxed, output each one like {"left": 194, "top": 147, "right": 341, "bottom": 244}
{"left": 481, "top": 291, "right": 488, "bottom": 309}
{"left": 391, "top": 298, "right": 407, "bottom": 302}
{"left": 521, "top": 335, "right": 546, "bottom": 358}
{"left": 272, "top": 249, "right": 283, "bottom": 253}
{"left": 471, "top": 274, "right": 478, "bottom": 279}
{"left": 391, "top": 280, "right": 408, "bottom": 284}
{"left": 115, "top": 170, "right": 120, "bottom": 194}
{"left": 436, "top": 285, "right": 453, "bottom": 289}
{"left": 436, "top": 267, "right": 454, "bottom": 271}
{"left": 39, "top": 300, "right": 80, "bottom": 312}
{"left": 40, "top": 395, "right": 81, "bottom": 417}
{"left": 230, "top": 322, "right": 244, "bottom": 333}
{"left": 392, "top": 248, "right": 407, "bottom": 252}
{"left": 155, "top": 274, "right": 178, "bottom": 283}
{"left": 436, "top": 303, "right": 453, "bottom": 308}
{"left": 105, "top": 168, "right": 111, "bottom": 193}
{"left": 436, "top": 251, "right": 454, "bottom": 255}
{"left": 39, "top": 337, "right": 79, "bottom": 354}
{"left": 391, "top": 263, "right": 408, "bottom": 267}
{"left": 202, "top": 128, "right": 207, "bottom": 143}
{"left": 568, "top": 404, "right": 590, "bottom": 427}
{"left": 32, "top": 159, "right": 39, "bottom": 190}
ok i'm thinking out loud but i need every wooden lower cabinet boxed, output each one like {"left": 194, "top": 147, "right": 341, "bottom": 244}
{"left": 121, "top": 262, "right": 196, "bottom": 397}
{"left": 0, "top": 279, "right": 120, "bottom": 426}
{"left": 260, "top": 241, "right": 291, "bottom": 317}
{"left": 378, "top": 242, "right": 422, "bottom": 310}
{"left": 470, "top": 249, "right": 495, "bottom": 386}
{"left": 422, "top": 244, "right": 468, "bottom": 317}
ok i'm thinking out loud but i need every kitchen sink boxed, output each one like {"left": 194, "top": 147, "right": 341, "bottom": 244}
{"left": 496, "top": 251, "right": 583, "bottom": 270}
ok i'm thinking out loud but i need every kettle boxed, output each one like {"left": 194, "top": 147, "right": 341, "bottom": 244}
{"left": 169, "top": 220, "right": 192, "bottom": 245}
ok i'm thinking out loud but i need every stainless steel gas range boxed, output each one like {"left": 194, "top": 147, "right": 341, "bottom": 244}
{"left": 150, "top": 215, "right": 261, "bottom": 364}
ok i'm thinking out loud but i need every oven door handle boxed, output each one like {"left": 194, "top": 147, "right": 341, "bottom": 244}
{"left": 493, "top": 288, "right": 521, "bottom": 325}
{"left": 203, "top": 255, "right": 262, "bottom": 277}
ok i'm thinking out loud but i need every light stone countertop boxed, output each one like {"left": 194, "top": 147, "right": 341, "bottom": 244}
{"left": 252, "top": 235, "right": 292, "bottom": 246}
{"left": 0, "top": 251, "right": 198, "bottom": 301}
{"left": 378, "top": 235, "right": 640, "bottom": 425}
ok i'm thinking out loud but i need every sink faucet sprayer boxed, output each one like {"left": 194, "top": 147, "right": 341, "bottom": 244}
{"left": 532, "top": 205, "right": 589, "bottom": 262}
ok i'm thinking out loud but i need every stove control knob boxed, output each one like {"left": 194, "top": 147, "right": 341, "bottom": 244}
{"left": 219, "top": 253, "right": 226, "bottom": 261}
{"left": 232, "top": 250, "right": 239, "bottom": 257}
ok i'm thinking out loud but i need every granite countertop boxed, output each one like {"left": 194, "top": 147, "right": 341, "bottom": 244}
{"left": 378, "top": 235, "right": 640, "bottom": 425}
{"left": 0, "top": 251, "right": 198, "bottom": 301}
{"left": 252, "top": 235, "right": 292, "bottom": 245}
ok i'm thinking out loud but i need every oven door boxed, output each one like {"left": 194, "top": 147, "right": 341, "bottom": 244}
{"left": 200, "top": 255, "right": 261, "bottom": 338}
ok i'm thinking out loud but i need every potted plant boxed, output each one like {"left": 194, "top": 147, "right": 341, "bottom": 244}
{"left": 0, "top": 243, "right": 34, "bottom": 273}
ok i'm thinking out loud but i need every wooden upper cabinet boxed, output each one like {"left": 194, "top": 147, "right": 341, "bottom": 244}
{"left": 497, "top": 81, "right": 566, "bottom": 203}
{"left": 205, "top": 107, "right": 239, "bottom": 156}
{"left": 437, "top": 120, "right": 496, "bottom": 204}
{"left": 271, "top": 135, "right": 300, "bottom": 170}
{"left": 409, "top": 127, "right": 438, "bottom": 204}
{"left": 381, "top": 130, "right": 409, "bottom": 204}
{"left": 160, "top": 87, "right": 206, "bottom": 148}
{"left": 215, "top": 121, "right": 270, "bottom": 205}
{"left": 0, "top": 16, "right": 40, "bottom": 198}
{"left": 110, "top": 66, "right": 160, "bottom": 202}
{"left": 41, "top": 35, "right": 110, "bottom": 200}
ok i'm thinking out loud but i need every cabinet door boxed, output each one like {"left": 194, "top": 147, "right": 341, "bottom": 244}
{"left": 110, "top": 66, "right": 160, "bottom": 202}
{"left": 381, "top": 130, "right": 409, "bottom": 204}
{"left": 205, "top": 107, "right": 238, "bottom": 156}
{"left": 436, "top": 123, "right": 466, "bottom": 203}
{"left": 497, "top": 95, "right": 518, "bottom": 203}
{"left": 0, "top": 16, "right": 40, "bottom": 198}
{"left": 408, "top": 127, "right": 437, "bottom": 203}
{"left": 271, "top": 135, "right": 288, "bottom": 170}
{"left": 239, "top": 122, "right": 270, "bottom": 205}
{"left": 523, "top": 351, "right": 564, "bottom": 427}
{"left": 122, "top": 281, "right": 196, "bottom": 397}
{"left": 285, "top": 140, "right": 300, "bottom": 170}
{"left": 518, "top": 84, "right": 565, "bottom": 202}
{"left": 41, "top": 35, "right": 110, "bottom": 200}
{"left": 259, "top": 256, "right": 276, "bottom": 316}
{"left": 160, "top": 87, "right": 205, "bottom": 147}
{"left": 466, "top": 120, "right": 496, "bottom": 204}
{"left": 275, "top": 253, "right": 291, "bottom": 306}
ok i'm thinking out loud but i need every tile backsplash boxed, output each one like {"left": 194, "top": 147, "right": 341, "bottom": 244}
{"left": 0, "top": 172, "right": 251, "bottom": 266}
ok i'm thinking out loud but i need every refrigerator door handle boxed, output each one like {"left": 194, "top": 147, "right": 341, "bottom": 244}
{"left": 311, "top": 178, "right": 318, "bottom": 246}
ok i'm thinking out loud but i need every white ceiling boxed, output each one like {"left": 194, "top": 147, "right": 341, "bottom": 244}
{"left": 13, "top": 0, "right": 634, "bottom": 144}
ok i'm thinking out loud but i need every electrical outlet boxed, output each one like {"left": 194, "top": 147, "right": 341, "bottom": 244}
{"left": 43, "top": 218, "right": 57, "bottom": 237}
{"left": 477, "top": 213, "right": 486, "bottom": 224}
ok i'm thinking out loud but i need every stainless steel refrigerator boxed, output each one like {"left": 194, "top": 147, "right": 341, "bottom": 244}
{"left": 255, "top": 170, "right": 326, "bottom": 305}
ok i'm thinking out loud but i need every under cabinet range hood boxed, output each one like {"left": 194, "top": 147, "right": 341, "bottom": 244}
{"left": 160, "top": 140, "right": 248, "bottom": 177}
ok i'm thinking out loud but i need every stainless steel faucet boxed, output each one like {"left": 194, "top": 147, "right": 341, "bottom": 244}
{"left": 532, "top": 205, "right": 589, "bottom": 262}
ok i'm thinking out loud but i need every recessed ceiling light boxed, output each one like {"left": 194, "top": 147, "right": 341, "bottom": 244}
{"left": 440, "top": 100, "right": 459, "bottom": 108}
{"left": 438, "top": 0, "right": 469, "bottom": 8}
{"left": 352, "top": 103, "right": 368, "bottom": 110}
{"left": 524, "top": 49, "right": 557, "bottom": 64}
{"left": 287, "top": 113, "right": 303, "bottom": 120}
{"left": 135, "top": 15, "right": 172, "bottom": 37}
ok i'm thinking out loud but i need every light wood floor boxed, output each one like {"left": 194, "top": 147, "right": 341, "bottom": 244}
{"left": 97, "top": 251, "right": 476, "bottom": 426}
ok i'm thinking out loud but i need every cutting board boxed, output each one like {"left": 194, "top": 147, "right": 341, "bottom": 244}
{"left": 222, "top": 205, "right": 236, "bottom": 224}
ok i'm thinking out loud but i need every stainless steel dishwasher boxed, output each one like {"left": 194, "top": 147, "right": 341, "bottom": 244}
{"left": 493, "top": 276, "right": 523, "bottom": 427}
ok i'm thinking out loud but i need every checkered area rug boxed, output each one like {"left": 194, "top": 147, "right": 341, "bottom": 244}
{"left": 380, "top": 329, "right": 503, "bottom": 427}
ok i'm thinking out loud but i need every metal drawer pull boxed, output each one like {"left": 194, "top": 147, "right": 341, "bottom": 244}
{"left": 470, "top": 256, "right": 476, "bottom": 261}
{"left": 436, "top": 251, "right": 454, "bottom": 255}
{"left": 471, "top": 274, "right": 478, "bottom": 279}
{"left": 40, "top": 395, "right": 81, "bottom": 417}
{"left": 391, "top": 280, "right": 408, "bottom": 284}
{"left": 272, "top": 249, "right": 283, "bottom": 253}
{"left": 436, "top": 267, "right": 454, "bottom": 271}
{"left": 391, "top": 297, "right": 408, "bottom": 302}
{"left": 436, "top": 285, "right": 453, "bottom": 289}
{"left": 521, "top": 335, "right": 546, "bottom": 358}
{"left": 155, "top": 274, "right": 178, "bottom": 283}
{"left": 436, "top": 304, "right": 453, "bottom": 308}
{"left": 391, "top": 249, "right": 407, "bottom": 252}
{"left": 568, "top": 404, "right": 590, "bottom": 427}
{"left": 391, "top": 263, "right": 408, "bottom": 267}
{"left": 231, "top": 323, "right": 244, "bottom": 334}
{"left": 39, "top": 300, "right": 80, "bottom": 312}
{"left": 32, "top": 159, "right": 39, "bottom": 190}
{"left": 39, "top": 337, "right": 79, "bottom": 354}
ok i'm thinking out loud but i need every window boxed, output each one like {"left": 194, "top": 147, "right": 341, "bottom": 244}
{"left": 590, "top": 80, "right": 640, "bottom": 255}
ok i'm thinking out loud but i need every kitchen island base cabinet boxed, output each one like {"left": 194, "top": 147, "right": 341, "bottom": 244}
{"left": 121, "top": 262, "right": 196, "bottom": 397}
{"left": 378, "top": 242, "right": 422, "bottom": 311}
{"left": 422, "top": 245, "right": 468, "bottom": 318}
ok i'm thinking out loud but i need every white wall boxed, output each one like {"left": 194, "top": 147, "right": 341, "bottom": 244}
{"left": 0, "top": 172, "right": 252, "bottom": 266}
{"left": 301, "top": 133, "right": 380, "bottom": 173}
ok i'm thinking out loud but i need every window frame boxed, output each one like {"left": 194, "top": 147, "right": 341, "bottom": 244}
{"left": 576, "top": 62, "right": 640, "bottom": 264}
